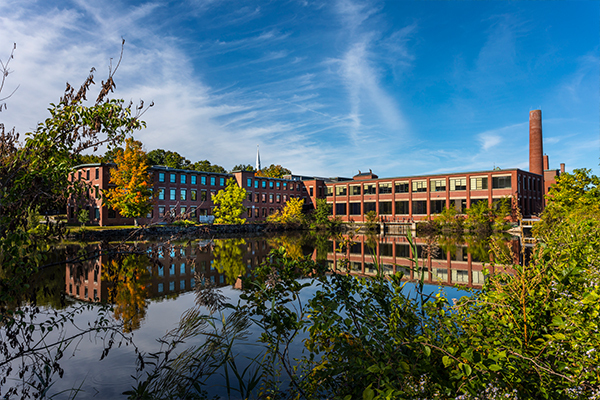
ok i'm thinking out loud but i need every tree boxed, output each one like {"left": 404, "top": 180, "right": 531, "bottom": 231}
{"left": 231, "top": 164, "right": 255, "bottom": 172}
{"left": 267, "top": 198, "right": 304, "bottom": 225}
{"left": 192, "top": 159, "right": 227, "bottom": 173}
{"left": 312, "top": 198, "right": 332, "bottom": 226}
{"left": 0, "top": 42, "right": 147, "bottom": 398}
{"left": 147, "top": 149, "right": 191, "bottom": 169}
{"left": 212, "top": 178, "right": 247, "bottom": 224}
{"left": 103, "top": 138, "right": 153, "bottom": 226}
{"left": 255, "top": 164, "right": 291, "bottom": 178}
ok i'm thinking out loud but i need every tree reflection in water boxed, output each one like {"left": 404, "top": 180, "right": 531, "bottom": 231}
{"left": 103, "top": 253, "right": 151, "bottom": 333}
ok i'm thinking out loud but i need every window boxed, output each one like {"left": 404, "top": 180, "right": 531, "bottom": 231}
{"left": 247, "top": 178, "right": 252, "bottom": 187}
{"left": 349, "top": 203, "right": 361, "bottom": 215}
{"left": 210, "top": 177, "right": 216, "bottom": 185}
{"left": 396, "top": 244, "right": 410, "bottom": 258}
{"left": 159, "top": 172, "right": 165, "bottom": 182}
{"left": 170, "top": 173, "right": 176, "bottom": 183}
{"left": 379, "top": 201, "right": 392, "bottom": 215}
{"left": 181, "top": 206, "right": 186, "bottom": 215}
{"left": 181, "top": 174, "right": 186, "bottom": 184}
{"left": 191, "top": 190, "right": 197, "bottom": 201}
{"left": 283, "top": 182, "right": 287, "bottom": 190}
{"left": 247, "top": 193, "right": 252, "bottom": 202}
{"left": 379, "top": 183, "right": 392, "bottom": 194}
{"left": 309, "top": 187, "right": 313, "bottom": 196}
{"left": 262, "top": 193, "right": 266, "bottom": 203}
{"left": 449, "top": 199, "right": 467, "bottom": 213}
{"left": 430, "top": 199, "right": 446, "bottom": 214}
{"left": 220, "top": 177, "right": 225, "bottom": 186}
{"left": 276, "top": 182, "right": 280, "bottom": 189}
{"left": 395, "top": 182, "right": 409, "bottom": 193}
{"left": 254, "top": 208, "right": 259, "bottom": 218}
{"left": 335, "top": 203, "right": 346, "bottom": 215}
{"left": 450, "top": 178, "right": 466, "bottom": 191}
{"left": 364, "top": 184, "right": 376, "bottom": 195}
{"left": 269, "top": 194, "right": 273, "bottom": 203}
{"left": 412, "top": 200, "right": 427, "bottom": 214}
{"left": 94, "top": 207, "right": 100, "bottom": 219}
{"left": 190, "top": 206, "right": 197, "bottom": 218}
{"left": 180, "top": 189, "right": 187, "bottom": 201}
{"left": 350, "top": 185, "right": 361, "bottom": 195}
{"left": 255, "top": 180, "right": 259, "bottom": 188}
{"left": 492, "top": 176, "right": 512, "bottom": 189}
{"left": 201, "top": 176, "right": 206, "bottom": 185}
{"left": 470, "top": 177, "right": 488, "bottom": 190}
{"left": 283, "top": 194, "right": 287, "bottom": 202}
{"left": 269, "top": 181, "right": 274, "bottom": 189}
{"left": 380, "top": 243, "right": 393, "bottom": 257}
{"left": 170, "top": 189, "right": 176, "bottom": 200}
{"left": 431, "top": 179, "right": 446, "bottom": 192}
{"left": 326, "top": 187, "right": 333, "bottom": 197}
{"left": 364, "top": 202, "right": 377, "bottom": 214}
{"left": 95, "top": 168, "right": 99, "bottom": 179}
{"left": 86, "top": 170, "right": 90, "bottom": 180}
{"left": 395, "top": 200, "right": 409, "bottom": 214}
{"left": 191, "top": 175, "right": 197, "bottom": 185}
{"left": 276, "top": 194, "right": 280, "bottom": 203}
{"left": 94, "top": 185, "right": 99, "bottom": 199}
{"left": 246, "top": 207, "right": 251, "bottom": 217}
{"left": 335, "top": 186, "right": 347, "bottom": 196}
{"left": 201, "top": 191, "right": 207, "bottom": 201}
{"left": 412, "top": 181, "right": 427, "bottom": 192}
{"left": 262, "top": 180, "right": 266, "bottom": 188}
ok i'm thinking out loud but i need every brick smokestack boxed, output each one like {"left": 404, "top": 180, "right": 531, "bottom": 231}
{"left": 529, "top": 110, "right": 543, "bottom": 176}
{"left": 543, "top": 155, "right": 549, "bottom": 170}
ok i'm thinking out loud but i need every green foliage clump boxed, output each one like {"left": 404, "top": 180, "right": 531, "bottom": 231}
{"left": 212, "top": 178, "right": 247, "bottom": 224}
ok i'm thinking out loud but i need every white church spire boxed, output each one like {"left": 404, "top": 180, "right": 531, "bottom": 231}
{"left": 256, "top": 145, "right": 261, "bottom": 171}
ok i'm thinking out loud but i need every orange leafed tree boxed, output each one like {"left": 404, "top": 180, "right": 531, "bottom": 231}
{"left": 103, "top": 138, "right": 153, "bottom": 225}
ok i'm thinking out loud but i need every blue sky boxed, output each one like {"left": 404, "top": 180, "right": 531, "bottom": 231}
{"left": 1, "top": 0, "right": 598, "bottom": 177}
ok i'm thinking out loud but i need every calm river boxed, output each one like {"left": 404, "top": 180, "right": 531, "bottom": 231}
{"left": 6, "top": 231, "right": 519, "bottom": 399}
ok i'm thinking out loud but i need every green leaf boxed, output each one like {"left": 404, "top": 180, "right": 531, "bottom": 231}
{"left": 363, "top": 385, "right": 375, "bottom": 400}
{"left": 489, "top": 364, "right": 502, "bottom": 372}
{"left": 442, "top": 355, "right": 452, "bottom": 368}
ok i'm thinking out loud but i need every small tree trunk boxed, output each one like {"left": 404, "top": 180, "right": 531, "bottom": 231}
{"left": 134, "top": 218, "right": 139, "bottom": 227}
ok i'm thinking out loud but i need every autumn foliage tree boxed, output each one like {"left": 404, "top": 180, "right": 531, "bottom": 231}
{"left": 267, "top": 197, "right": 304, "bottom": 225}
{"left": 255, "top": 164, "right": 291, "bottom": 178}
{"left": 103, "top": 138, "right": 153, "bottom": 225}
{"left": 212, "top": 178, "right": 247, "bottom": 224}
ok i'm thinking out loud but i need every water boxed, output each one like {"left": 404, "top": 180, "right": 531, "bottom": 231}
{"left": 5, "top": 232, "right": 518, "bottom": 399}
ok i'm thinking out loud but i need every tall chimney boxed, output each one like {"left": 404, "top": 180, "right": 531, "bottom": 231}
{"left": 560, "top": 163, "right": 565, "bottom": 174}
{"left": 543, "top": 154, "right": 549, "bottom": 170}
{"left": 529, "top": 110, "right": 543, "bottom": 176}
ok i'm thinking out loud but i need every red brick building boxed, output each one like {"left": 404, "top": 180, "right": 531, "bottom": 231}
{"left": 69, "top": 110, "right": 561, "bottom": 226}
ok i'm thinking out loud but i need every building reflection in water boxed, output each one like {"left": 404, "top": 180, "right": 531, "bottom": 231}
{"left": 325, "top": 234, "right": 519, "bottom": 289}
{"left": 63, "top": 233, "right": 521, "bottom": 331}
{"left": 64, "top": 238, "right": 278, "bottom": 305}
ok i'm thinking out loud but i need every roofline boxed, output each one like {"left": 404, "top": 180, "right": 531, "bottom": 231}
{"left": 326, "top": 168, "right": 541, "bottom": 184}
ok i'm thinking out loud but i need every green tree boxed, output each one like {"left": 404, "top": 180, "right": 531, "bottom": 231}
{"left": 212, "top": 178, "right": 247, "bottom": 224}
{"left": 255, "top": 164, "right": 291, "bottom": 178}
{"left": 192, "top": 160, "right": 227, "bottom": 173}
{"left": 312, "top": 198, "right": 331, "bottom": 226}
{"left": 231, "top": 164, "right": 255, "bottom": 172}
{"left": 147, "top": 149, "right": 192, "bottom": 169}
{"left": 103, "top": 138, "right": 153, "bottom": 226}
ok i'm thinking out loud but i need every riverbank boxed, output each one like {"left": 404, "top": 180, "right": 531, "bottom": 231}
{"left": 66, "top": 222, "right": 304, "bottom": 241}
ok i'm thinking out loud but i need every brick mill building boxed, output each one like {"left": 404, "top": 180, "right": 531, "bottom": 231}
{"left": 68, "top": 110, "right": 562, "bottom": 226}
